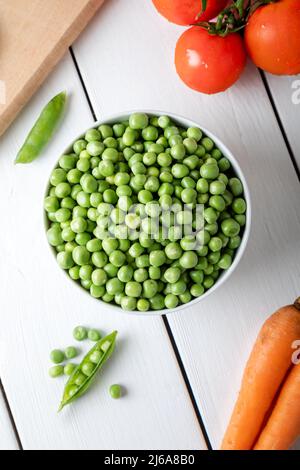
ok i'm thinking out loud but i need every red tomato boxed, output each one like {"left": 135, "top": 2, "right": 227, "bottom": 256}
{"left": 245, "top": 0, "right": 300, "bottom": 75}
{"left": 175, "top": 27, "right": 247, "bottom": 94}
{"left": 152, "top": 0, "right": 228, "bottom": 25}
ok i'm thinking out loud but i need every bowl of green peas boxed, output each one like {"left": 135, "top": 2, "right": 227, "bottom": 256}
{"left": 44, "top": 111, "right": 251, "bottom": 315}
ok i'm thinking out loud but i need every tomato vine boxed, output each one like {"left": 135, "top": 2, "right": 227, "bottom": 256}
{"left": 196, "top": 0, "right": 278, "bottom": 36}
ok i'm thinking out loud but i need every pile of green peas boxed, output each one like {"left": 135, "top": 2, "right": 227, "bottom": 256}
{"left": 45, "top": 113, "right": 247, "bottom": 312}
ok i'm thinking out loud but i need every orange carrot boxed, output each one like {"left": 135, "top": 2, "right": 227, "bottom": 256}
{"left": 221, "top": 298, "right": 300, "bottom": 450}
{"left": 254, "top": 364, "right": 300, "bottom": 450}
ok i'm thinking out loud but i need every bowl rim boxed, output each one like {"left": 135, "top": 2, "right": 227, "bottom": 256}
{"left": 44, "top": 109, "right": 252, "bottom": 316}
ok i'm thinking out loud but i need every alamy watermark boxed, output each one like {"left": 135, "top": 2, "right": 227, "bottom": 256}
{"left": 0, "top": 80, "right": 6, "bottom": 105}
{"left": 95, "top": 202, "right": 205, "bottom": 248}
{"left": 291, "top": 80, "right": 300, "bottom": 105}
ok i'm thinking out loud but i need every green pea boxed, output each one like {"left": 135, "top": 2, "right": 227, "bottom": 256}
{"left": 210, "top": 180, "right": 226, "bottom": 195}
{"left": 121, "top": 296, "right": 137, "bottom": 311}
{"left": 49, "top": 365, "right": 64, "bottom": 378}
{"left": 191, "top": 284, "right": 205, "bottom": 297}
{"left": 109, "top": 250, "right": 126, "bottom": 267}
{"left": 64, "top": 363, "right": 77, "bottom": 376}
{"left": 112, "top": 123, "right": 125, "bottom": 137}
{"left": 150, "top": 294, "right": 165, "bottom": 310}
{"left": 73, "top": 139, "right": 87, "bottom": 155}
{"left": 109, "top": 384, "right": 122, "bottom": 399}
{"left": 73, "top": 326, "right": 88, "bottom": 341}
{"left": 90, "top": 284, "right": 105, "bottom": 298}
{"left": 223, "top": 190, "right": 234, "bottom": 207}
{"left": 190, "top": 270, "right": 204, "bottom": 284}
{"left": 137, "top": 299, "right": 150, "bottom": 312}
{"left": 164, "top": 267, "right": 181, "bottom": 284}
{"left": 229, "top": 177, "right": 243, "bottom": 196}
{"left": 181, "top": 188, "right": 196, "bottom": 204}
{"left": 157, "top": 115, "right": 171, "bottom": 129}
{"left": 218, "top": 254, "right": 233, "bottom": 270}
{"left": 170, "top": 279, "right": 187, "bottom": 296}
{"left": 81, "top": 279, "right": 92, "bottom": 290}
{"left": 79, "top": 265, "right": 93, "bottom": 281}
{"left": 209, "top": 195, "right": 226, "bottom": 212}
{"left": 106, "top": 278, "right": 124, "bottom": 296}
{"left": 169, "top": 135, "right": 182, "bottom": 147}
{"left": 129, "top": 113, "right": 149, "bottom": 130}
{"left": 142, "top": 279, "right": 158, "bottom": 298}
{"left": 55, "top": 182, "right": 72, "bottom": 199}
{"left": 180, "top": 237, "right": 197, "bottom": 251}
{"left": 232, "top": 198, "right": 247, "bottom": 214}
{"left": 88, "top": 329, "right": 101, "bottom": 342}
{"left": 50, "top": 349, "right": 65, "bottom": 364}
{"left": 218, "top": 157, "right": 231, "bottom": 172}
{"left": 196, "top": 257, "right": 208, "bottom": 270}
{"left": 90, "top": 268, "right": 106, "bottom": 286}
{"left": 76, "top": 160, "right": 90, "bottom": 175}
{"left": 69, "top": 266, "right": 80, "bottom": 280}
{"left": 235, "top": 214, "right": 246, "bottom": 226}
{"left": 57, "top": 251, "right": 74, "bottom": 270}
{"left": 104, "top": 263, "right": 119, "bottom": 278}
{"left": 165, "top": 242, "right": 182, "bottom": 260}
{"left": 82, "top": 362, "right": 95, "bottom": 376}
{"left": 44, "top": 196, "right": 60, "bottom": 213}
{"left": 134, "top": 268, "right": 148, "bottom": 283}
{"left": 70, "top": 217, "right": 87, "bottom": 234}
{"left": 205, "top": 223, "right": 218, "bottom": 235}
{"left": 179, "top": 252, "right": 198, "bottom": 269}
{"left": 221, "top": 218, "right": 240, "bottom": 238}
{"left": 181, "top": 177, "right": 196, "bottom": 190}
{"left": 77, "top": 191, "right": 91, "bottom": 208}
{"left": 55, "top": 208, "right": 70, "bottom": 223}
{"left": 200, "top": 164, "right": 219, "bottom": 180}
{"left": 125, "top": 281, "right": 142, "bottom": 298}
{"left": 177, "top": 291, "right": 191, "bottom": 304}
{"left": 91, "top": 251, "right": 107, "bottom": 268}
{"left": 203, "top": 207, "right": 218, "bottom": 224}
{"left": 160, "top": 170, "right": 173, "bottom": 183}
{"left": 164, "top": 294, "right": 178, "bottom": 309}
{"left": 85, "top": 128, "right": 100, "bottom": 142}
{"left": 171, "top": 143, "right": 186, "bottom": 160}
{"left": 186, "top": 127, "right": 201, "bottom": 141}
{"left": 228, "top": 236, "right": 241, "bottom": 250}
{"left": 65, "top": 347, "right": 78, "bottom": 360}
{"left": 149, "top": 250, "right": 166, "bottom": 267}
{"left": 208, "top": 251, "right": 221, "bottom": 265}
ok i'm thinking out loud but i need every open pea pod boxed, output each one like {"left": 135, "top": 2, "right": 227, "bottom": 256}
{"left": 58, "top": 331, "right": 118, "bottom": 412}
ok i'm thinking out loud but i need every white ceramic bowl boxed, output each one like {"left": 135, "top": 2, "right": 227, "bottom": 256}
{"left": 45, "top": 110, "right": 251, "bottom": 315}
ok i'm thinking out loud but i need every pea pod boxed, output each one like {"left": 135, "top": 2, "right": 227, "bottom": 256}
{"left": 15, "top": 91, "right": 67, "bottom": 164}
{"left": 58, "top": 331, "right": 118, "bottom": 412}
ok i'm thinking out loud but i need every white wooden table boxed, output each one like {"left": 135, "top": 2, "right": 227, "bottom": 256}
{"left": 0, "top": 0, "right": 299, "bottom": 451}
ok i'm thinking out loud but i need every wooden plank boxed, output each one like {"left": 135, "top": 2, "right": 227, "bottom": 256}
{"left": 264, "top": 74, "right": 300, "bottom": 170}
{"left": 0, "top": 0, "right": 105, "bottom": 137}
{"left": 0, "top": 53, "right": 206, "bottom": 450}
{"left": 0, "top": 391, "right": 19, "bottom": 450}
{"left": 73, "top": 0, "right": 300, "bottom": 449}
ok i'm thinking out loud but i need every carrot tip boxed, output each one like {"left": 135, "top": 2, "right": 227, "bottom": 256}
{"left": 294, "top": 298, "right": 300, "bottom": 311}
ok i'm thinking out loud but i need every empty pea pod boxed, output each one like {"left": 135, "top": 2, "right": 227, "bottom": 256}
{"left": 15, "top": 91, "right": 67, "bottom": 164}
{"left": 58, "top": 331, "right": 117, "bottom": 412}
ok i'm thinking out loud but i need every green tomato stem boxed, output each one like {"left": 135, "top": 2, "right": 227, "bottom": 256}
{"left": 195, "top": 0, "right": 278, "bottom": 37}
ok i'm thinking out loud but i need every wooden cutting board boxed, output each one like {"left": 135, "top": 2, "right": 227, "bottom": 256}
{"left": 0, "top": 0, "right": 105, "bottom": 137}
